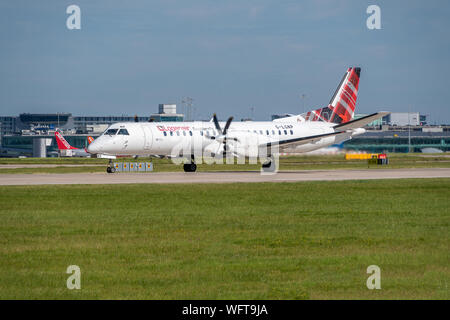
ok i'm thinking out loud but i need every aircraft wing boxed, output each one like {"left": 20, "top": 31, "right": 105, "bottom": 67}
{"left": 332, "top": 112, "right": 390, "bottom": 131}
{"left": 263, "top": 131, "right": 345, "bottom": 148}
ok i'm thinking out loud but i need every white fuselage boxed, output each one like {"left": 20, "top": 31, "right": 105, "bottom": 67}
{"left": 87, "top": 120, "right": 359, "bottom": 158}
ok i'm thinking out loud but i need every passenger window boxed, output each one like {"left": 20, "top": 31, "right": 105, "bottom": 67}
{"left": 183, "top": 131, "right": 186, "bottom": 136}
{"left": 259, "top": 130, "right": 263, "bottom": 134}
{"left": 118, "top": 129, "right": 129, "bottom": 135}
{"left": 284, "top": 130, "right": 287, "bottom": 135}
{"left": 266, "top": 130, "right": 269, "bottom": 135}
{"left": 170, "top": 131, "right": 173, "bottom": 136}
{"left": 163, "top": 132, "right": 167, "bottom": 136}
{"left": 189, "top": 131, "right": 193, "bottom": 136}
{"left": 272, "top": 130, "right": 275, "bottom": 135}
{"left": 278, "top": 130, "right": 281, "bottom": 135}
{"left": 290, "top": 130, "right": 293, "bottom": 135}
{"left": 200, "top": 131, "right": 203, "bottom": 136}
{"left": 176, "top": 131, "right": 180, "bottom": 136}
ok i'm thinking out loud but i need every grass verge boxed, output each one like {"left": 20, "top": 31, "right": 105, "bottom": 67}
{"left": 0, "top": 179, "right": 448, "bottom": 299}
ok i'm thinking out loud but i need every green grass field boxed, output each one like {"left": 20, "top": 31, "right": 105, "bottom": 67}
{"left": 0, "top": 179, "right": 449, "bottom": 299}
{"left": 0, "top": 153, "right": 449, "bottom": 174}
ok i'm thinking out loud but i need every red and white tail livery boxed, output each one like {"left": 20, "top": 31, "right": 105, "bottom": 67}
{"left": 304, "top": 67, "right": 360, "bottom": 124}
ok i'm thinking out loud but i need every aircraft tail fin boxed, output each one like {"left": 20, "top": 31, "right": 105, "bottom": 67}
{"left": 54, "top": 131, "right": 78, "bottom": 150}
{"left": 304, "top": 67, "right": 361, "bottom": 124}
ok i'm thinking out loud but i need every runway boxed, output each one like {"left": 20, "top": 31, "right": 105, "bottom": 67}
{"left": 1, "top": 168, "right": 450, "bottom": 185}
{"left": 0, "top": 164, "right": 104, "bottom": 169}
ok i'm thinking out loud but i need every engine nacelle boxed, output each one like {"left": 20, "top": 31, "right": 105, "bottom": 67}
{"left": 203, "top": 141, "right": 224, "bottom": 158}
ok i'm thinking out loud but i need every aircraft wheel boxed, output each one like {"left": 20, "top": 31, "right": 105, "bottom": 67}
{"left": 183, "top": 163, "right": 197, "bottom": 172}
{"left": 262, "top": 161, "right": 272, "bottom": 168}
{"left": 261, "top": 156, "right": 278, "bottom": 173}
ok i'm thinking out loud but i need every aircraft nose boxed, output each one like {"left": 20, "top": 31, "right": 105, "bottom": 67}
{"left": 87, "top": 140, "right": 101, "bottom": 154}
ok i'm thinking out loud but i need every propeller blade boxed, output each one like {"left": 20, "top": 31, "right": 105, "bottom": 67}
{"left": 223, "top": 137, "right": 239, "bottom": 143}
{"left": 212, "top": 114, "right": 222, "bottom": 135}
{"left": 223, "top": 116, "right": 233, "bottom": 135}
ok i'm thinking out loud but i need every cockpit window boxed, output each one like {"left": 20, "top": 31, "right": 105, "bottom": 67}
{"left": 105, "top": 129, "right": 118, "bottom": 135}
{"left": 118, "top": 129, "right": 129, "bottom": 135}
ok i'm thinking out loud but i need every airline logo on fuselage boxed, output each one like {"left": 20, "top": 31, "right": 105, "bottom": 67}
{"left": 156, "top": 125, "right": 191, "bottom": 132}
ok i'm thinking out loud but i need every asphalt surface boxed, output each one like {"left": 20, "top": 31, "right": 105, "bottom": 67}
{"left": 0, "top": 168, "right": 449, "bottom": 185}
{"left": 0, "top": 164, "right": 104, "bottom": 169}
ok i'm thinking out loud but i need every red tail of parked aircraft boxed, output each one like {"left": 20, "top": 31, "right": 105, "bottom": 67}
{"left": 55, "top": 131, "right": 78, "bottom": 150}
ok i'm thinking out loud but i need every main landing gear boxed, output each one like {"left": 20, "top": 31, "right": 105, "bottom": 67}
{"left": 183, "top": 155, "right": 197, "bottom": 172}
{"left": 261, "top": 155, "right": 278, "bottom": 173}
{"left": 106, "top": 159, "right": 116, "bottom": 173}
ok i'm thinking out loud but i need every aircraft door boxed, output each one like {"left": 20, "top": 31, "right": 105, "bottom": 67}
{"left": 142, "top": 126, "right": 153, "bottom": 150}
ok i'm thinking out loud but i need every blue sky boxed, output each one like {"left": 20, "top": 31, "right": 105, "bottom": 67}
{"left": 1, "top": 0, "right": 449, "bottom": 123}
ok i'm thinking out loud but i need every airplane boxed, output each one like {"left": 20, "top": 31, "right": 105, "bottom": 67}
{"left": 87, "top": 67, "right": 389, "bottom": 173}
{"left": 54, "top": 131, "right": 93, "bottom": 157}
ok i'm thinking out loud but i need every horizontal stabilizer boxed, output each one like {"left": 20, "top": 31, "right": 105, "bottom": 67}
{"left": 333, "top": 112, "right": 389, "bottom": 131}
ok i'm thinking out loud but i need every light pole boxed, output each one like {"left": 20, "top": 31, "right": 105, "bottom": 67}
{"left": 408, "top": 107, "right": 411, "bottom": 153}
{"left": 301, "top": 94, "right": 306, "bottom": 114}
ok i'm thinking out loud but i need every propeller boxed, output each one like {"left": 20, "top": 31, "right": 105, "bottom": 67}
{"left": 209, "top": 113, "right": 239, "bottom": 156}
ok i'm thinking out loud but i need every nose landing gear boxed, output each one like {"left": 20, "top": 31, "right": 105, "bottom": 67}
{"left": 106, "top": 159, "right": 116, "bottom": 173}
{"left": 183, "top": 155, "right": 197, "bottom": 172}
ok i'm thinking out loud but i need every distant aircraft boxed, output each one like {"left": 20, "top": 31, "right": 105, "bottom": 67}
{"left": 87, "top": 67, "right": 389, "bottom": 172}
{"left": 54, "top": 131, "right": 92, "bottom": 157}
